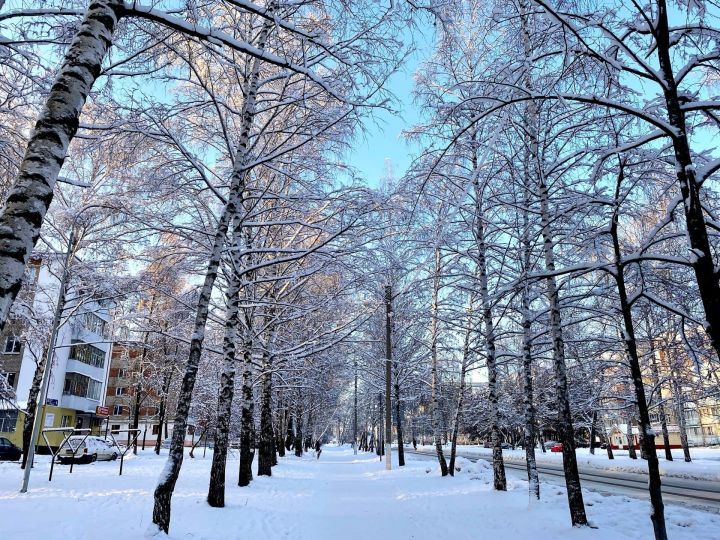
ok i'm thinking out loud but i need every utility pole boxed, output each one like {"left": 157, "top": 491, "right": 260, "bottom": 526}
{"left": 384, "top": 285, "right": 392, "bottom": 470}
{"left": 353, "top": 359, "right": 358, "bottom": 455}
{"left": 20, "top": 230, "right": 75, "bottom": 493}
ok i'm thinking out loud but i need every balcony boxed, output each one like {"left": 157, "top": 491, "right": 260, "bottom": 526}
{"left": 66, "top": 358, "right": 106, "bottom": 380}
{"left": 60, "top": 393, "right": 100, "bottom": 413}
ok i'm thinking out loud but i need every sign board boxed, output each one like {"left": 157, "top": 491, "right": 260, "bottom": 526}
{"left": 45, "top": 398, "right": 58, "bottom": 406}
{"left": 44, "top": 413, "right": 55, "bottom": 427}
{"left": 96, "top": 406, "right": 110, "bottom": 417}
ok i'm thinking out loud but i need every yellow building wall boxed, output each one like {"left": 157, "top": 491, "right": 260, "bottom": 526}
{"left": 0, "top": 406, "right": 77, "bottom": 449}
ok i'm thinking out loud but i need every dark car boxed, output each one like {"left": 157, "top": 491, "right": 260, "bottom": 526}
{"left": 0, "top": 436, "right": 21, "bottom": 461}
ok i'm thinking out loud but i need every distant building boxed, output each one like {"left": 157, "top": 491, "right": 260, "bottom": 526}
{"left": 0, "top": 256, "right": 113, "bottom": 451}
{"left": 601, "top": 336, "right": 720, "bottom": 449}
{"left": 104, "top": 342, "right": 191, "bottom": 447}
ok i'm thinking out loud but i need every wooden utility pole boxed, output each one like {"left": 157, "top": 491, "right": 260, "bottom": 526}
{"left": 384, "top": 285, "right": 392, "bottom": 470}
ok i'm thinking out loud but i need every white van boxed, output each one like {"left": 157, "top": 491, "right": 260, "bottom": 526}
{"left": 58, "top": 436, "right": 119, "bottom": 464}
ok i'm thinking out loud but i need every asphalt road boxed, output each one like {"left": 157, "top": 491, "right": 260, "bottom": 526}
{"left": 407, "top": 449, "right": 720, "bottom": 512}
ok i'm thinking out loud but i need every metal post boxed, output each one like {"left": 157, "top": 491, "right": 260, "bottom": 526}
{"left": 384, "top": 285, "right": 392, "bottom": 470}
{"left": 20, "top": 230, "right": 75, "bottom": 493}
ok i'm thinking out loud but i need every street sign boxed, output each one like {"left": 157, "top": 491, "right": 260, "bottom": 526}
{"left": 45, "top": 398, "right": 58, "bottom": 406}
{"left": 96, "top": 405, "right": 110, "bottom": 417}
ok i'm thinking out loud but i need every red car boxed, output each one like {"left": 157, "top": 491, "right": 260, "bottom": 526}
{"left": 550, "top": 443, "right": 563, "bottom": 453}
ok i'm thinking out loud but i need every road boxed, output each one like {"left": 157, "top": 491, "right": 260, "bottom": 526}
{"left": 407, "top": 449, "right": 720, "bottom": 512}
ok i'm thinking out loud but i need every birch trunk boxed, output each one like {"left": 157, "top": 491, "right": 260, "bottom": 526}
{"left": 538, "top": 173, "right": 586, "bottom": 525}
{"left": 154, "top": 366, "right": 173, "bottom": 456}
{"left": 671, "top": 377, "right": 692, "bottom": 463}
{"left": 258, "top": 347, "right": 275, "bottom": 476}
{"left": 293, "top": 405, "right": 303, "bottom": 457}
{"left": 238, "top": 342, "right": 255, "bottom": 486}
{"left": 206, "top": 256, "right": 242, "bottom": 507}
{"left": 152, "top": 17, "right": 269, "bottom": 531}
{"left": 473, "top": 182, "right": 506, "bottom": 491}
{"left": 430, "top": 247, "right": 448, "bottom": 476}
{"left": 448, "top": 303, "right": 472, "bottom": 476}
{"left": 0, "top": 0, "right": 122, "bottom": 328}
{"left": 285, "top": 414, "right": 294, "bottom": 452}
{"left": 520, "top": 146, "right": 539, "bottom": 500}
{"left": 21, "top": 353, "right": 46, "bottom": 469}
{"left": 625, "top": 414, "right": 638, "bottom": 459}
{"left": 655, "top": 0, "right": 720, "bottom": 362}
{"left": 610, "top": 168, "right": 667, "bottom": 539}
{"left": 648, "top": 341, "right": 672, "bottom": 461}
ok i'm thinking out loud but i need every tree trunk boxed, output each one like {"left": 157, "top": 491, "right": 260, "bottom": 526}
{"left": 538, "top": 172, "right": 586, "bottom": 526}
{"left": 610, "top": 170, "right": 667, "bottom": 539}
{"left": 671, "top": 377, "right": 692, "bottom": 463}
{"left": 285, "top": 414, "right": 294, "bottom": 452}
{"left": 293, "top": 406, "right": 303, "bottom": 457}
{"left": 239, "top": 344, "right": 255, "bottom": 486}
{"left": 430, "top": 247, "right": 448, "bottom": 476}
{"left": 449, "top": 298, "right": 473, "bottom": 476}
{"left": 626, "top": 413, "right": 638, "bottom": 459}
{"left": 655, "top": 0, "right": 720, "bottom": 362}
{"left": 207, "top": 256, "right": 242, "bottom": 507}
{"left": 154, "top": 368, "right": 173, "bottom": 455}
{"left": 473, "top": 184, "right": 506, "bottom": 491}
{"left": 21, "top": 353, "right": 46, "bottom": 469}
{"left": 276, "top": 406, "right": 286, "bottom": 458}
{"left": 152, "top": 17, "right": 268, "bottom": 530}
{"left": 258, "top": 350, "right": 274, "bottom": 476}
{"left": 589, "top": 412, "right": 597, "bottom": 456}
{"left": 648, "top": 336, "right": 672, "bottom": 461}
{"left": 0, "top": 0, "right": 123, "bottom": 329}
{"left": 520, "top": 138, "right": 539, "bottom": 499}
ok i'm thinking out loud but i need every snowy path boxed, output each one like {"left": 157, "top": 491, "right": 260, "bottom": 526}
{"left": 1, "top": 446, "right": 720, "bottom": 539}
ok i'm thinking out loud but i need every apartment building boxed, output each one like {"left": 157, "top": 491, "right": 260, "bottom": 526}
{"left": 0, "top": 255, "right": 113, "bottom": 451}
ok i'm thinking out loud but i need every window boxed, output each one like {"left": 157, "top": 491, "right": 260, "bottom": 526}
{"left": 113, "top": 405, "right": 124, "bottom": 416}
{"left": 152, "top": 424, "right": 160, "bottom": 435}
{"left": 60, "top": 415, "right": 73, "bottom": 428}
{"left": 111, "top": 424, "right": 120, "bottom": 434}
{"left": 88, "top": 379, "right": 102, "bottom": 401}
{"left": 69, "top": 342, "right": 106, "bottom": 369}
{"left": 3, "top": 336, "right": 21, "bottom": 354}
{"left": 117, "top": 368, "right": 126, "bottom": 378}
{"left": 63, "top": 373, "right": 103, "bottom": 401}
{"left": 83, "top": 312, "right": 107, "bottom": 338}
{"left": 1, "top": 372, "right": 15, "bottom": 387}
{"left": 115, "top": 387, "right": 126, "bottom": 396}
{"left": 0, "top": 410, "right": 18, "bottom": 432}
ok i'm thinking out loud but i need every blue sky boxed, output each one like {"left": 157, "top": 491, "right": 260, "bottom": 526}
{"left": 345, "top": 32, "right": 434, "bottom": 187}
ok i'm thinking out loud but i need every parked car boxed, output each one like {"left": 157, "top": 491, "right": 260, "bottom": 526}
{"left": 58, "top": 436, "right": 118, "bottom": 464}
{"left": 500, "top": 442, "right": 512, "bottom": 450}
{"left": 550, "top": 443, "right": 563, "bottom": 453}
{"left": 483, "top": 440, "right": 492, "bottom": 448}
{"left": 0, "top": 437, "right": 21, "bottom": 461}
{"left": 542, "top": 440, "right": 557, "bottom": 450}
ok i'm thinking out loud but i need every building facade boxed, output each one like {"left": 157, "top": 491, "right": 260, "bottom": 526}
{"left": 0, "top": 256, "right": 113, "bottom": 450}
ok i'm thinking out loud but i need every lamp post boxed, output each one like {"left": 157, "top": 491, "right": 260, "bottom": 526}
{"left": 20, "top": 202, "right": 114, "bottom": 493}
{"left": 20, "top": 229, "right": 75, "bottom": 493}
{"left": 384, "top": 285, "right": 392, "bottom": 471}
{"left": 353, "top": 359, "right": 358, "bottom": 455}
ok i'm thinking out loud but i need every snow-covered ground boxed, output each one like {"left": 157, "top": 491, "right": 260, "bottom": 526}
{"left": 1, "top": 446, "right": 719, "bottom": 539}
{"left": 417, "top": 444, "right": 720, "bottom": 481}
